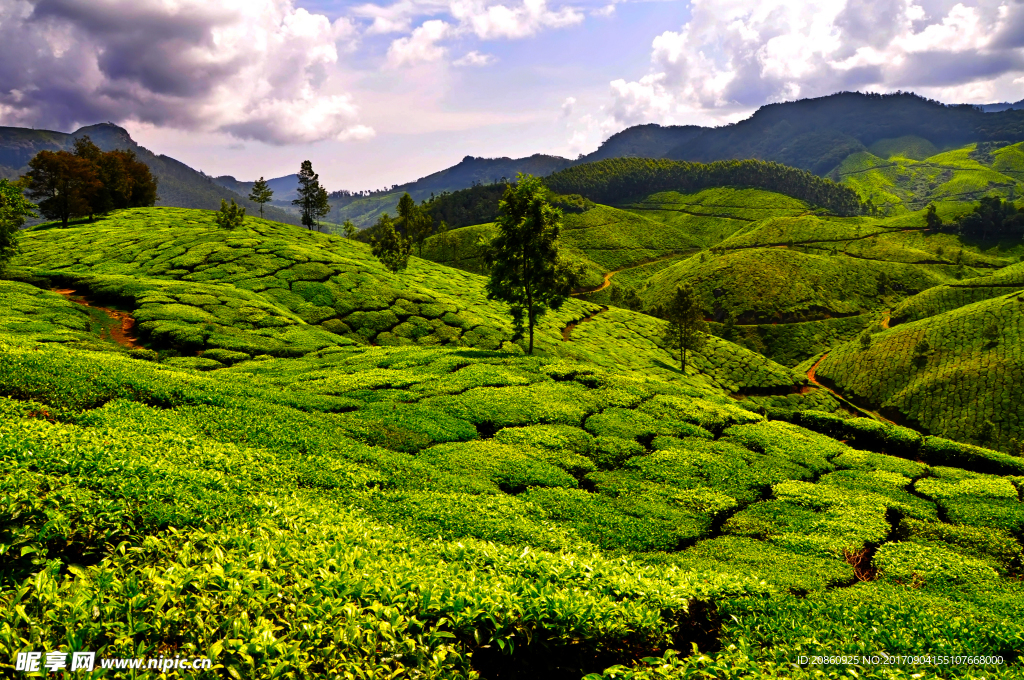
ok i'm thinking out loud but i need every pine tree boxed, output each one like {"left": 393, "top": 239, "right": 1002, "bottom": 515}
{"left": 248, "top": 177, "right": 273, "bottom": 219}
{"left": 661, "top": 284, "right": 707, "bottom": 373}
{"left": 483, "top": 173, "right": 578, "bottom": 354}
{"left": 292, "top": 161, "right": 321, "bottom": 230}
{"left": 315, "top": 185, "right": 331, "bottom": 232}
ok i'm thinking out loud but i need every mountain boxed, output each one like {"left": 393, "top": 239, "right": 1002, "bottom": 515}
{"left": 981, "top": 99, "right": 1024, "bottom": 113}
{"left": 578, "top": 123, "right": 704, "bottom": 163}
{"left": 213, "top": 173, "right": 300, "bottom": 208}
{"left": 665, "top": 92, "right": 1024, "bottom": 175}
{"left": 0, "top": 123, "right": 300, "bottom": 225}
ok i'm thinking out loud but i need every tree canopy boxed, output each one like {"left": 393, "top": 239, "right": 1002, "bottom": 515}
{"left": 293, "top": 161, "right": 327, "bottom": 230}
{"left": 951, "top": 196, "right": 1024, "bottom": 242}
{"left": 659, "top": 284, "right": 707, "bottom": 373}
{"left": 483, "top": 173, "right": 578, "bottom": 354}
{"left": 370, "top": 213, "right": 411, "bottom": 274}
{"left": 0, "top": 178, "right": 36, "bottom": 268}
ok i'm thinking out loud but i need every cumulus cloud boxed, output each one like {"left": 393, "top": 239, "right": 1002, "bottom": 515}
{"left": 449, "top": 0, "right": 584, "bottom": 40}
{"left": 0, "top": 0, "right": 371, "bottom": 144}
{"left": 387, "top": 19, "right": 452, "bottom": 66}
{"left": 607, "top": 0, "right": 1024, "bottom": 126}
{"left": 453, "top": 50, "right": 497, "bottom": 66}
{"left": 561, "top": 96, "right": 576, "bottom": 117}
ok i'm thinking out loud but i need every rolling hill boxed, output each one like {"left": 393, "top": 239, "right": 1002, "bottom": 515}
{"left": 0, "top": 124, "right": 300, "bottom": 226}
{"left": 2, "top": 205, "right": 1023, "bottom": 678}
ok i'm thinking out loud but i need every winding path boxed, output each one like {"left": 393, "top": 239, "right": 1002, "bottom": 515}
{"left": 806, "top": 351, "right": 897, "bottom": 425}
{"left": 54, "top": 289, "right": 144, "bottom": 349}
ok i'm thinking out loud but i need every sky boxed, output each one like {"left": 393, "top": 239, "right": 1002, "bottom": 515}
{"left": 1, "top": 0, "right": 1023, "bottom": 191}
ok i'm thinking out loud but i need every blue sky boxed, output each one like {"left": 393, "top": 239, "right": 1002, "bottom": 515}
{"left": 1, "top": 0, "right": 1023, "bottom": 190}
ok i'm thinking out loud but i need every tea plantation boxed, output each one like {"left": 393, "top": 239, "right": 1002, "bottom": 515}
{"left": 2, "top": 206, "right": 1024, "bottom": 679}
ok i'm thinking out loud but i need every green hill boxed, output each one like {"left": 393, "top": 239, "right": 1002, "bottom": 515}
{"left": 2, "top": 208, "right": 1023, "bottom": 678}
{"left": 813, "top": 292, "right": 1024, "bottom": 451}
{"left": 836, "top": 141, "right": 1024, "bottom": 214}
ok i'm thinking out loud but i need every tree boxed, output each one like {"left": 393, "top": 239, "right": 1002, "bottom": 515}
{"left": 293, "top": 161, "right": 322, "bottom": 230}
{"left": 483, "top": 173, "right": 579, "bottom": 354}
{"left": 342, "top": 220, "right": 358, "bottom": 238}
{"left": 315, "top": 185, "right": 331, "bottom": 232}
{"left": 0, "top": 178, "right": 36, "bottom": 268}
{"left": 215, "top": 199, "right": 245, "bottom": 230}
{"left": 397, "top": 192, "right": 432, "bottom": 255}
{"left": 436, "top": 220, "right": 450, "bottom": 261}
{"left": 22, "top": 150, "right": 101, "bottom": 227}
{"left": 924, "top": 203, "right": 942, "bottom": 230}
{"left": 248, "top": 177, "right": 273, "bottom": 219}
{"left": 71, "top": 136, "right": 157, "bottom": 215}
{"left": 370, "top": 213, "right": 411, "bottom": 273}
{"left": 660, "top": 284, "right": 707, "bottom": 373}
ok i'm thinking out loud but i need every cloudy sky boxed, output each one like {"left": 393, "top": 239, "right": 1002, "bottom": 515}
{"left": 1, "top": 0, "right": 1023, "bottom": 190}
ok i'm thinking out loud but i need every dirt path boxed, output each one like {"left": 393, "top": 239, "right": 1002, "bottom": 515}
{"left": 806, "top": 352, "right": 897, "bottom": 425}
{"left": 881, "top": 309, "right": 891, "bottom": 329}
{"left": 561, "top": 306, "right": 608, "bottom": 342}
{"left": 54, "top": 289, "right": 144, "bottom": 349}
{"left": 573, "top": 251, "right": 691, "bottom": 296}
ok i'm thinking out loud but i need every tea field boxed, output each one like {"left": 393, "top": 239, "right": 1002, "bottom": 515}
{"left": 2, "top": 206, "right": 1024, "bottom": 678}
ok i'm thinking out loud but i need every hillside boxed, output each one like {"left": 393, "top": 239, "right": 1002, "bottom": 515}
{"left": 2, "top": 207, "right": 1023, "bottom": 678}
{"left": 0, "top": 124, "right": 300, "bottom": 225}
{"left": 836, "top": 141, "right": 1024, "bottom": 214}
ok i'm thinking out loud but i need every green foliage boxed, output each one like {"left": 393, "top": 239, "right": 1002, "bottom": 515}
{"left": 484, "top": 173, "right": 578, "bottom": 353}
{"left": 370, "top": 213, "right": 412, "bottom": 273}
{"left": 545, "top": 157, "right": 863, "bottom": 215}
{"left": 0, "top": 178, "right": 36, "bottom": 266}
{"left": 213, "top": 198, "right": 246, "bottom": 230}
{"left": 658, "top": 284, "right": 707, "bottom": 373}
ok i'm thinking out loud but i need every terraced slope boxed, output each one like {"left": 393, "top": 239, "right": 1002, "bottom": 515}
{"left": 0, "top": 325, "right": 1021, "bottom": 677}
{"left": 814, "top": 292, "right": 1024, "bottom": 451}
{"left": 836, "top": 141, "right": 1024, "bottom": 214}
{"left": 10, "top": 207, "right": 810, "bottom": 397}
{"left": 892, "top": 262, "right": 1024, "bottom": 324}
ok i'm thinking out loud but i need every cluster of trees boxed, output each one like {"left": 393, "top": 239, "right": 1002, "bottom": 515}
{"left": 364, "top": 192, "right": 437, "bottom": 272}
{"left": 21, "top": 136, "right": 158, "bottom": 227}
{"left": 545, "top": 158, "right": 864, "bottom": 216}
{"left": 927, "top": 197, "right": 1024, "bottom": 242}
{"left": 0, "top": 179, "right": 37, "bottom": 268}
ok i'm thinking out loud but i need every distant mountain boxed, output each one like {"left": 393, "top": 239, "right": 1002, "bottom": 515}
{"left": 663, "top": 92, "right": 1024, "bottom": 175}
{"left": 980, "top": 99, "right": 1024, "bottom": 113}
{"left": 213, "top": 174, "right": 299, "bottom": 208}
{"left": 577, "top": 124, "right": 703, "bottom": 163}
{"left": 0, "top": 123, "right": 300, "bottom": 225}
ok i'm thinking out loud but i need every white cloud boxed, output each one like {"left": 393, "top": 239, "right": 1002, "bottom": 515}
{"left": 591, "top": 4, "right": 616, "bottom": 18}
{"left": 561, "top": 96, "right": 576, "bottom": 116}
{"left": 607, "top": 0, "right": 1024, "bottom": 127}
{"left": 0, "top": 0, "right": 372, "bottom": 144}
{"left": 453, "top": 50, "right": 496, "bottom": 66}
{"left": 449, "top": 0, "right": 584, "bottom": 40}
{"left": 386, "top": 19, "right": 452, "bottom": 66}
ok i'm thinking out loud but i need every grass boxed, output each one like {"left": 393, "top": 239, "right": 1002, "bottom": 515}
{"left": 2, "top": 205, "right": 1024, "bottom": 678}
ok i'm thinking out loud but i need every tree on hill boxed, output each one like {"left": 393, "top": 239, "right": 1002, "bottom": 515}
{"left": 315, "top": 185, "right": 331, "bottom": 232}
{"left": 72, "top": 136, "right": 158, "bottom": 216}
{"left": 0, "top": 178, "right": 36, "bottom": 269}
{"left": 22, "top": 150, "right": 102, "bottom": 227}
{"left": 215, "top": 199, "right": 245, "bottom": 230}
{"left": 953, "top": 196, "right": 1024, "bottom": 242}
{"left": 925, "top": 203, "right": 942, "bottom": 230}
{"left": 248, "top": 177, "right": 273, "bottom": 219}
{"left": 342, "top": 220, "right": 358, "bottom": 238}
{"left": 660, "top": 284, "right": 707, "bottom": 373}
{"left": 293, "top": 161, "right": 324, "bottom": 230}
{"left": 371, "top": 213, "right": 411, "bottom": 273}
{"left": 483, "top": 173, "right": 578, "bottom": 354}
{"left": 397, "top": 192, "right": 433, "bottom": 255}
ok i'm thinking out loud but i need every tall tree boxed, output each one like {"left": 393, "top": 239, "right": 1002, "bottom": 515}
{"left": 293, "top": 160, "right": 322, "bottom": 230}
{"left": 370, "top": 213, "right": 411, "bottom": 273}
{"left": 0, "top": 178, "right": 37, "bottom": 268}
{"left": 315, "top": 185, "right": 331, "bottom": 232}
{"left": 342, "top": 220, "right": 358, "bottom": 239}
{"left": 661, "top": 284, "right": 707, "bottom": 373}
{"left": 396, "top": 192, "right": 433, "bottom": 255}
{"left": 248, "top": 177, "right": 274, "bottom": 219}
{"left": 483, "top": 173, "right": 578, "bottom": 354}
{"left": 22, "top": 151, "right": 101, "bottom": 227}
